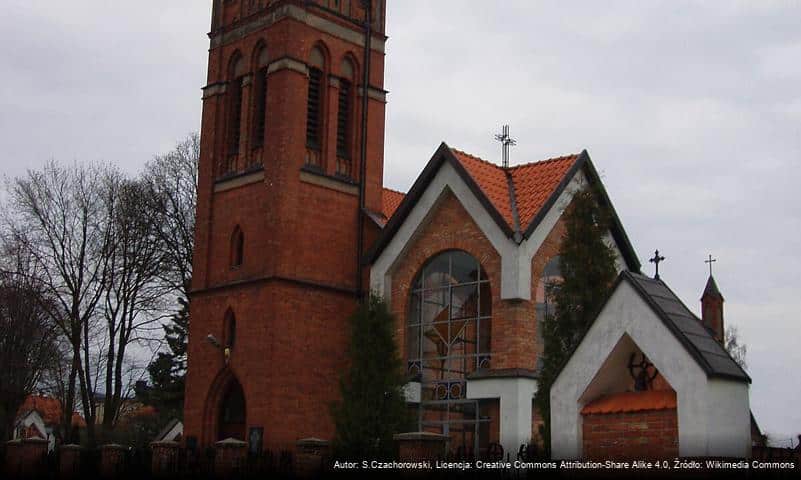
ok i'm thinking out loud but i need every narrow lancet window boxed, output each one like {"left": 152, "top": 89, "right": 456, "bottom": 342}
{"left": 231, "top": 226, "right": 244, "bottom": 268}
{"left": 305, "top": 47, "right": 325, "bottom": 168}
{"left": 225, "top": 55, "right": 246, "bottom": 175}
{"left": 252, "top": 45, "right": 269, "bottom": 153}
{"left": 336, "top": 58, "right": 355, "bottom": 177}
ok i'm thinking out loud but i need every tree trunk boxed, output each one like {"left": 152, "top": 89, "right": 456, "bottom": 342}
{"left": 63, "top": 342, "right": 80, "bottom": 443}
{"left": 102, "top": 322, "right": 116, "bottom": 434}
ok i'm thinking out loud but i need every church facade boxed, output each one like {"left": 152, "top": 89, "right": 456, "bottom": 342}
{"left": 184, "top": 0, "right": 752, "bottom": 459}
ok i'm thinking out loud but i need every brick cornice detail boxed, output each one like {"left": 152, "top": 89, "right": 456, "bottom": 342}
{"left": 210, "top": 4, "right": 386, "bottom": 53}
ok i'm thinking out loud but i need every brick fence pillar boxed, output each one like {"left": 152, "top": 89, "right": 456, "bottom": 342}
{"left": 295, "top": 438, "right": 330, "bottom": 478}
{"left": 150, "top": 440, "right": 180, "bottom": 478}
{"left": 59, "top": 444, "right": 83, "bottom": 478}
{"left": 4, "top": 439, "right": 22, "bottom": 478}
{"left": 99, "top": 444, "right": 128, "bottom": 478}
{"left": 394, "top": 432, "right": 449, "bottom": 461}
{"left": 5, "top": 437, "right": 48, "bottom": 478}
{"left": 214, "top": 438, "right": 247, "bottom": 477}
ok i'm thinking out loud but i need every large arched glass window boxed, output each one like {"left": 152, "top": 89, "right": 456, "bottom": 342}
{"left": 407, "top": 250, "right": 492, "bottom": 454}
{"left": 535, "top": 256, "right": 562, "bottom": 369}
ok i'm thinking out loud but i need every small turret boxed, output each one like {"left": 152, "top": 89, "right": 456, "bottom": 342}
{"left": 701, "top": 275, "right": 724, "bottom": 343}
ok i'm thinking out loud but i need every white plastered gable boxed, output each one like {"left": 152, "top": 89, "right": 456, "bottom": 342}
{"left": 550, "top": 279, "right": 751, "bottom": 459}
{"left": 370, "top": 160, "right": 624, "bottom": 303}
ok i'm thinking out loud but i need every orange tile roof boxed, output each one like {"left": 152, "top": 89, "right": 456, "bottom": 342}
{"left": 17, "top": 395, "right": 86, "bottom": 427}
{"left": 71, "top": 412, "right": 87, "bottom": 428}
{"left": 509, "top": 155, "right": 579, "bottom": 228}
{"left": 450, "top": 150, "right": 516, "bottom": 227}
{"left": 382, "top": 187, "right": 405, "bottom": 220}
{"left": 450, "top": 149, "right": 579, "bottom": 232}
{"left": 581, "top": 390, "right": 677, "bottom": 415}
{"left": 376, "top": 148, "right": 578, "bottom": 236}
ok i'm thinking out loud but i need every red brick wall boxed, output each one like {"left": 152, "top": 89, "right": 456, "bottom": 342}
{"left": 185, "top": 281, "right": 355, "bottom": 450}
{"left": 186, "top": 2, "right": 388, "bottom": 451}
{"left": 193, "top": 5, "right": 388, "bottom": 291}
{"left": 582, "top": 409, "right": 678, "bottom": 460}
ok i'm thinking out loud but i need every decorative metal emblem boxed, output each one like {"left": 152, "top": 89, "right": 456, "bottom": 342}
{"left": 435, "top": 383, "right": 449, "bottom": 400}
{"left": 628, "top": 352, "right": 658, "bottom": 391}
{"left": 431, "top": 381, "right": 466, "bottom": 400}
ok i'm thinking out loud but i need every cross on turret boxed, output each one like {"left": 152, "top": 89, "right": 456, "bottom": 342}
{"left": 649, "top": 250, "right": 665, "bottom": 280}
{"left": 705, "top": 254, "right": 717, "bottom": 277}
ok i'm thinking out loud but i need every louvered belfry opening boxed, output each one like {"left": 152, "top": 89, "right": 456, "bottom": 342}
{"left": 252, "top": 67, "right": 268, "bottom": 150}
{"left": 336, "top": 79, "right": 352, "bottom": 176}
{"left": 227, "top": 78, "right": 243, "bottom": 161}
{"left": 305, "top": 67, "right": 323, "bottom": 168}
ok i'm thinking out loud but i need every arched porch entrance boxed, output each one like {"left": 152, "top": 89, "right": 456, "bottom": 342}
{"left": 217, "top": 378, "right": 246, "bottom": 441}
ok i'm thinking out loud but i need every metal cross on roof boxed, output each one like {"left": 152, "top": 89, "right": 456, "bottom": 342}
{"left": 494, "top": 124, "right": 517, "bottom": 169}
{"left": 649, "top": 249, "right": 666, "bottom": 280}
{"left": 705, "top": 254, "right": 717, "bottom": 276}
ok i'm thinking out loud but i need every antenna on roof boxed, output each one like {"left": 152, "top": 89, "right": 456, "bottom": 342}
{"left": 494, "top": 124, "right": 517, "bottom": 169}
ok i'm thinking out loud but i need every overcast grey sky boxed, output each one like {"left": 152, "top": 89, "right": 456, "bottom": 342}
{"left": 2, "top": 1, "right": 799, "bottom": 445}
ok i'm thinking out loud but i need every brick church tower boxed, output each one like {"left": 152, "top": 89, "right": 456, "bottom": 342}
{"left": 184, "top": 0, "right": 387, "bottom": 449}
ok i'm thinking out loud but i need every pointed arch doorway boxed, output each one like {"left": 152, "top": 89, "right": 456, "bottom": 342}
{"left": 217, "top": 378, "right": 246, "bottom": 441}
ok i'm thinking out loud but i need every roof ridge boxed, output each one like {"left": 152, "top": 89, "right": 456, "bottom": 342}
{"left": 504, "top": 169, "right": 522, "bottom": 240}
{"left": 450, "top": 148, "right": 503, "bottom": 170}
{"left": 451, "top": 146, "right": 580, "bottom": 171}
{"left": 382, "top": 186, "right": 406, "bottom": 195}
{"left": 507, "top": 153, "right": 581, "bottom": 170}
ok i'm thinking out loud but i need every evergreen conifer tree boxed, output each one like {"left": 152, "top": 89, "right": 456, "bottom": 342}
{"left": 534, "top": 187, "right": 618, "bottom": 454}
{"left": 331, "top": 295, "right": 412, "bottom": 460}
{"left": 138, "top": 297, "right": 189, "bottom": 420}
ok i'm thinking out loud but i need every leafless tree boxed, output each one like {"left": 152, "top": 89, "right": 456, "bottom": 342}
{"left": 36, "top": 336, "right": 74, "bottom": 436}
{"left": 97, "top": 174, "right": 171, "bottom": 432}
{"left": 0, "top": 242, "right": 59, "bottom": 442}
{"left": 1, "top": 135, "right": 199, "bottom": 445}
{"left": 142, "top": 133, "right": 199, "bottom": 298}
{"left": 725, "top": 325, "right": 747, "bottom": 370}
{"left": 4, "top": 161, "right": 111, "bottom": 445}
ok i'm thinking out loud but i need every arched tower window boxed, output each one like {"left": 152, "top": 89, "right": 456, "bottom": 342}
{"left": 226, "top": 54, "right": 246, "bottom": 173}
{"left": 223, "top": 309, "right": 236, "bottom": 350}
{"left": 535, "top": 256, "right": 562, "bottom": 368}
{"left": 336, "top": 57, "right": 356, "bottom": 177}
{"left": 305, "top": 46, "right": 326, "bottom": 169}
{"left": 251, "top": 44, "right": 269, "bottom": 153}
{"left": 407, "top": 250, "right": 492, "bottom": 453}
{"left": 230, "top": 226, "right": 244, "bottom": 268}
